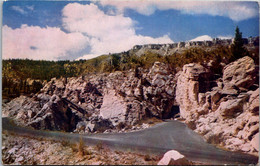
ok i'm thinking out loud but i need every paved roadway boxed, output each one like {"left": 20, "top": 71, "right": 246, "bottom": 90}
{"left": 2, "top": 117, "right": 258, "bottom": 164}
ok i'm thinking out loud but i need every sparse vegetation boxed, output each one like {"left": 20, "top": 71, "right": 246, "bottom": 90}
{"left": 3, "top": 37, "right": 258, "bottom": 100}
{"left": 78, "top": 137, "right": 85, "bottom": 156}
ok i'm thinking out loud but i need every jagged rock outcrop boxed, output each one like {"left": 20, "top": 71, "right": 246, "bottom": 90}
{"left": 3, "top": 94, "right": 80, "bottom": 132}
{"left": 98, "top": 62, "right": 177, "bottom": 125}
{"left": 27, "top": 94, "right": 80, "bottom": 131}
{"left": 2, "top": 96, "right": 41, "bottom": 124}
{"left": 3, "top": 62, "right": 177, "bottom": 132}
{"left": 175, "top": 56, "right": 259, "bottom": 155}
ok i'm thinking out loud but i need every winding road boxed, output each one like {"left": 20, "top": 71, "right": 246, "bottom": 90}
{"left": 3, "top": 117, "right": 258, "bottom": 164}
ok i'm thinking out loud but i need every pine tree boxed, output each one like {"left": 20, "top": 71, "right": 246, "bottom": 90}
{"left": 231, "top": 26, "right": 248, "bottom": 61}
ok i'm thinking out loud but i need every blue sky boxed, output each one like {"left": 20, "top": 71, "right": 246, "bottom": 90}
{"left": 2, "top": 1, "right": 259, "bottom": 60}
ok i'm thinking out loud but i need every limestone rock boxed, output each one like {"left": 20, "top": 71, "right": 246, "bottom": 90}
{"left": 223, "top": 56, "right": 257, "bottom": 90}
{"left": 3, "top": 61, "right": 178, "bottom": 133}
{"left": 175, "top": 63, "right": 211, "bottom": 119}
{"left": 211, "top": 90, "right": 221, "bottom": 104}
{"left": 251, "top": 133, "right": 259, "bottom": 151}
{"left": 152, "top": 74, "right": 167, "bottom": 87}
{"left": 175, "top": 57, "right": 259, "bottom": 155}
{"left": 148, "top": 61, "right": 169, "bottom": 76}
{"left": 165, "top": 86, "right": 175, "bottom": 96}
{"left": 25, "top": 94, "right": 81, "bottom": 132}
{"left": 134, "top": 87, "right": 142, "bottom": 98}
{"left": 2, "top": 96, "right": 42, "bottom": 125}
{"left": 100, "top": 90, "right": 127, "bottom": 126}
{"left": 157, "top": 150, "right": 191, "bottom": 165}
{"left": 217, "top": 98, "right": 245, "bottom": 118}
{"left": 248, "top": 88, "right": 259, "bottom": 115}
{"left": 4, "top": 54, "right": 258, "bottom": 155}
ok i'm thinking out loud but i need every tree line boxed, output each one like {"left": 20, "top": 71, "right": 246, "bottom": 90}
{"left": 3, "top": 27, "right": 258, "bottom": 100}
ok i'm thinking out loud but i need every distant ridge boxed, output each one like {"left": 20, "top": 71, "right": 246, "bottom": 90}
{"left": 132, "top": 36, "right": 259, "bottom": 50}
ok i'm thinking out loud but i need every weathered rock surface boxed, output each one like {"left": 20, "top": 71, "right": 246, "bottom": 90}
{"left": 175, "top": 63, "right": 211, "bottom": 119}
{"left": 251, "top": 133, "right": 259, "bottom": 152}
{"left": 3, "top": 56, "right": 259, "bottom": 156}
{"left": 3, "top": 94, "right": 80, "bottom": 132}
{"left": 3, "top": 62, "right": 177, "bottom": 133}
{"left": 223, "top": 56, "right": 257, "bottom": 90}
{"left": 100, "top": 90, "right": 127, "bottom": 126}
{"left": 175, "top": 56, "right": 259, "bottom": 155}
{"left": 157, "top": 150, "right": 191, "bottom": 165}
{"left": 2, "top": 96, "right": 39, "bottom": 121}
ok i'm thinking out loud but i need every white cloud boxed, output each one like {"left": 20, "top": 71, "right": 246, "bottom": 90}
{"left": 11, "top": 5, "right": 34, "bottom": 15}
{"left": 217, "top": 36, "right": 233, "bottom": 40}
{"left": 190, "top": 35, "right": 212, "bottom": 41}
{"left": 11, "top": 6, "right": 27, "bottom": 14}
{"left": 3, "top": 25, "right": 89, "bottom": 60}
{"left": 76, "top": 54, "right": 101, "bottom": 60}
{"left": 100, "top": 1, "right": 258, "bottom": 22}
{"left": 26, "top": 5, "right": 34, "bottom": 11}
{"left": 4, "top": 3, "right": 173, "bottom": 61}
{"left": 62, "top": 3, "right": 173, "bottom": 59}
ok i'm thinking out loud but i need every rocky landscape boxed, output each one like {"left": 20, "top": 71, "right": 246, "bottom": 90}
{"left": 3, "top": 61, "right": 177, "bottom": 133}
{"left": 2, "top": 54, "right": 259, "bottom": 164}
{"left": 176, "top": 56, "right": 259, "bottom": 154}
{"left": 2, "top": 132, "right": 162, "bottom": 165}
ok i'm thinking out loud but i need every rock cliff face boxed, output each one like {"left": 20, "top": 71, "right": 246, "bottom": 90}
{"left": 175, "top": 63, "right": 212, "bottom": 119}
{"left": 3, "top": 62, "right": 177, "bottom": 133}
{"left": 3, "top": 56, "right": 259, "bottom": 155}
{"left": 175, "top": 56, "right": 259, "bottom": 154}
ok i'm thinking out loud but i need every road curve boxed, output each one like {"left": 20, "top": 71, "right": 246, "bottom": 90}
{"left": 2, "top": 117, "right": 258, "bottom": 165}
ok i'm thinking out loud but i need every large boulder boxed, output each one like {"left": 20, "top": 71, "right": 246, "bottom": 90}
{"left": 223, "top": 56, "right": 257, "bottom": 90}
{"left": 100, "top": 90, "right": 128, "bottom": 126}
{"left": 157, "top": 150, "right": 191, "bottom": 165}
{"left": 217, "top": 94, "right": 249, "bottom": 118}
